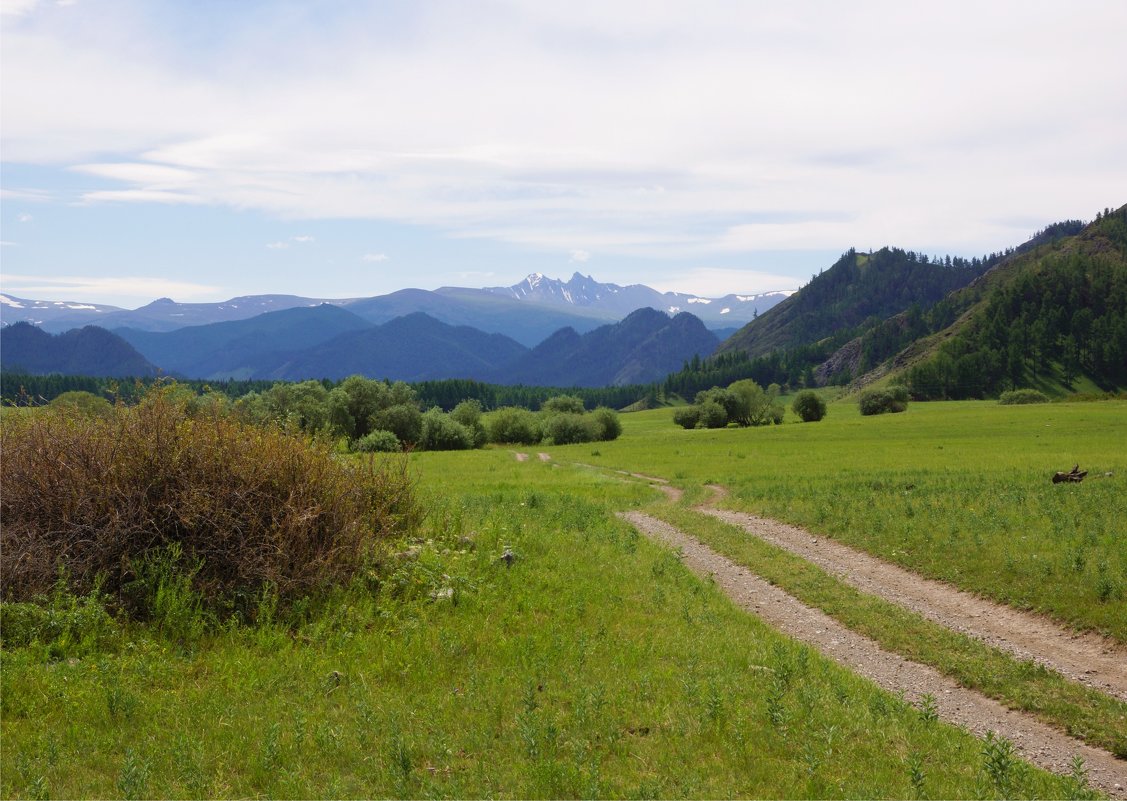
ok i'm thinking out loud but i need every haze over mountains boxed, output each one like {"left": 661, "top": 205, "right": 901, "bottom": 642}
{"left": 1, "top": 274, "right": 791, "bottom": 343}
{"left": 4, "top": 207, "right": 1124, "bottom": 399}
{"left": 0, "top": 273, "right": 774, "bottom": 387}
{"left": 2, "top": 307, "right": 719, "bottom": 388}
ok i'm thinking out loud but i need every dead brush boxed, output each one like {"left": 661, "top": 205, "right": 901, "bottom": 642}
{"left": 1, "top": 386, "right": 420, "bottom": 616}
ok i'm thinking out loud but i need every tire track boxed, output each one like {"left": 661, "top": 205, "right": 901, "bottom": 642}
{"left": 697, "top": 489, "right": 1127, "bottom": 703}
{"left": 621, "top": 510, "right": 1127, "bottom": 798}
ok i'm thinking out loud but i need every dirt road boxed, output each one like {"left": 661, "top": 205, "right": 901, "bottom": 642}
{"left": 621, "top": 510, "right": 1127, "bottom": 798}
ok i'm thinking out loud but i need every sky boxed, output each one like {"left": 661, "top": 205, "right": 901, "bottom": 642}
{"left": 2, "top": 0, "right": 1125, "bottom": 309}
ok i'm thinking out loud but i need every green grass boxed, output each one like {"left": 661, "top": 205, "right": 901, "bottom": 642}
{"left": 3, "top": 402, "right": 1121, "bottom": 798}
{"left": 578, "top": 400, "right": 1127, "bottom": 639}
{"left": 0, "top": 448, "right": 1093, "bottom": 799}
{"left": 651, "top": 504, "right": 1127, "bottom": 757}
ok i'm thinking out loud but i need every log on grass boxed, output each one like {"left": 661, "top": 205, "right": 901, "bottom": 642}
{"left": 1052, "top": 464, "right": 1087, "bottom": 484}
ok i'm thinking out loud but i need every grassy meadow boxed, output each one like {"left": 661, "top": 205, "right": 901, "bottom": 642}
{"left": 588, "top": 398, "right": 1127, "bottom": 640}
{"left": 2, "top": 398, "right": 1122, "bottom": 798}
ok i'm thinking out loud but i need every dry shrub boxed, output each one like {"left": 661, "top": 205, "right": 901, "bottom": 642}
{"left": 1, "top": 387, "right": 419, "bottom": 613}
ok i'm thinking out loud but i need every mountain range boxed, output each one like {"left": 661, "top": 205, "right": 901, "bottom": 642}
{"left": 5, "top": 207, "right": 1123, "bottom": 401}
{"left": 1, "top": 273, "right": 791, "bottom": 345}
{"left": 2, "top": 306, "right": 721, "bottom": 388}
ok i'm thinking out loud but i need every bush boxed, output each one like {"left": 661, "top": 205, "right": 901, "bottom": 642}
{"left": 487, "top": 407, "right": 543, "bottom": 445}
{"left": 353, "top": 429, "right": 402, "bottom": 452}
{"left": 541, "top": 395, "right": 586, "bottom": 414}
{"left": 543, "top": 412, "right": 598, "bottom": 445}
{"left": 698, "top": 400, "right": 729, "bottom": 428}
{"left": 589, "top": 407, "right": 622, "bottom": 441}
{"left": 859, "top": 387, "right": 909, "bottom": 416}
{"left": 998, "top": 389, "right": 1050, "bottom": 405}
{"left": 370, "top": 403, "right": 423, "bottom": 447}
{"left": 672, "top": 406, "right": 701, "bottom": 429}
{"left": 450, "top": 400, "right": 488, "bottom": 447}
{"left": 0, "top": 387, "right": 419, "bottom": 616}
{"left": 792, "top": 390, "right": 827, "bottom": 422}
{"left": 49, "top": 391, "right": 113, "bottom": 419}
{"left": 418, "top": 408, "right": 475, "bottom": 451}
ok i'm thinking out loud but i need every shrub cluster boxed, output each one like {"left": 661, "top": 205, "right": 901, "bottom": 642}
{"left": 859, "top": 386, "right": 910, "bottom": 416}
{"left": 0, "top": 387, "right": 419, "bottom": 615}
{"left": 998, "top": 389, "right": 1050, "bottom": 405}
{"left": 673, "top": 380, "right": 784, "bottom": 429}
{"left": 485, "top": 396, "right": 622, "bottom": 445}
{"left": 791, "top": 390, "right": 828, "bottom": 422}
{"left": 233, "top": 378, "right": 620, "bottom": 452}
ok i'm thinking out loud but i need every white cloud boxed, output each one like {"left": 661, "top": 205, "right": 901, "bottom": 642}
{"left": 266, "top": 241, "right": 289, "bottom": 250}
{"left": 569, "top": 249, "right": 590, "bottom": 263}
{"left": 17, "top": 213, "right": 33, "bottom": 222}
{"left": 1, "top": 273, "right": 222, "bottom": 302}
{"left": 2, "top": 1, "right": 1124, "bottom": 262}
{"left": 0, "top": 0, "right": 40, "bottom": 17}
{"left": 1, "top": 240, "right": 18, "bottom": 246}
{"left": 292, "top": 235, "right": 314, "bottom": 243}
{"left": 80, "top": 190, "right": 205, "bottom": 205}
{"left": 361, "top": 253, "right": 388, "bottom": 262}
{"left": 650, "top": 268, "right": 804, "bottom": 297}
{"left": 72, "top": 162, "right": 196, "bottom": 185}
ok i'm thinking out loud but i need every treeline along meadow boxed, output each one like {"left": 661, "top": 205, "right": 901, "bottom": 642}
{"left": 1, "top": 373, "right": 623, "bottom": 452}
{"left": 0, "top": 372, "right": 650, "bottom": 413}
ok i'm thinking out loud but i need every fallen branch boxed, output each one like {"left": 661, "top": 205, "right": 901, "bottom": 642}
{"left": 1052, "top": 464, "right": 1087, "bottom": 484}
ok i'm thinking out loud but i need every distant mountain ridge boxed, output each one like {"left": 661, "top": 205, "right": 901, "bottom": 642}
{"left": 253, "top": 313, "right": 530, "bottom": 383}
{"left": 64, "top": 303, "right": 720, "bottom": 388}
{"left": 484, "top": 271, "right": 790, "bottom": 327}
{"left": 495, "top": 307, "right": 720, "bottom": 387}
{"left": 3, "top": 274, "right": 790, "bottom": 342}
{"left": 0, "top": 322, "right": 158, "bottom": 378}
{"left": 115, "top": 305, "right": 373, "bottom": 380}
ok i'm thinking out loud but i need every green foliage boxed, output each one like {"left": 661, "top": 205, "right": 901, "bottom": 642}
{"left": 998, "top": 389, "right": 1050, "bottom": 405}
{"left": 792, "top": 390, "right": 828, "bottom": 422}
{"left": 697, "top": 399, "right": 729, "bottom": 428}
{"left": 370, "top": 403, "right": 423, "bottom": 447}
{"left": 450, "top": 399, "right": 488, "bottom": 447}
{"left": 486, "top": 406, "right": 543, "bottom": 445}
{"left": 589, "top": 407, "right": 622, "bottom": 441}
{"left": 418, "top": 407, "right": 475, "bottom": 451}
{"left": 859, "top": 387, "right": 909, "bottom": 416}
{"left": 672, "top": 405, "right": 701, "bottom": 429}
{"left": 48, "top": 390, "right": 113, "bottom": 418}
{"left": 1, "top": 385, "right": 420, "bottom": 614}
{"left": 676, "top": 380, "right": 783, "bottom": 429}
{"left": 542, "top": 412, "right": 597, "bottom": 445}
{"left": 728, "top": 379, "right": 782, "bottom": 426}
{"left": 540, "top": 394, "right": 586, "bottom": 414}
{"left": 0, "top": 575, "right": 117, "bottom": 659}
{"left": 353, "top": 429, "right": 402, "bottom": 453}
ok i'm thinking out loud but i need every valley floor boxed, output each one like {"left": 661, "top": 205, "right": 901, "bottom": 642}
{"left": 2, "top": 399, "right": 1125, "bottom": 798}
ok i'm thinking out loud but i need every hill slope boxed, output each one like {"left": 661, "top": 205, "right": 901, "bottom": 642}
{"left": 718, "top": 247, "right": 994, "bottom": 359}
{"left": 498, "top": 307, "right": 720, "bottom": 387}
{"left": 255, "top": 313, "right": 529, "bottom": 382}
{"left": 115, "top": 305, "right": 373, "bottom": 379}
{"left": 886, "top": 206, "right": 1127, "bottom": 398}
{"left": 0, "top": 323, "right": 158, "bottom": 377}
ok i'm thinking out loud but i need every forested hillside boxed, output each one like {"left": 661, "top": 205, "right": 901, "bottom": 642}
{"left": 718, "top": 247, "right": 995, "bottom": 359}
{"left": 0, "top": 323, "right": 158, "bottom": 378}
{"left": 898, "top": 206, "right": 1127, "bottom": 398}
{"left": 498, "top": 307, "right": 719, "bottom": 387}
